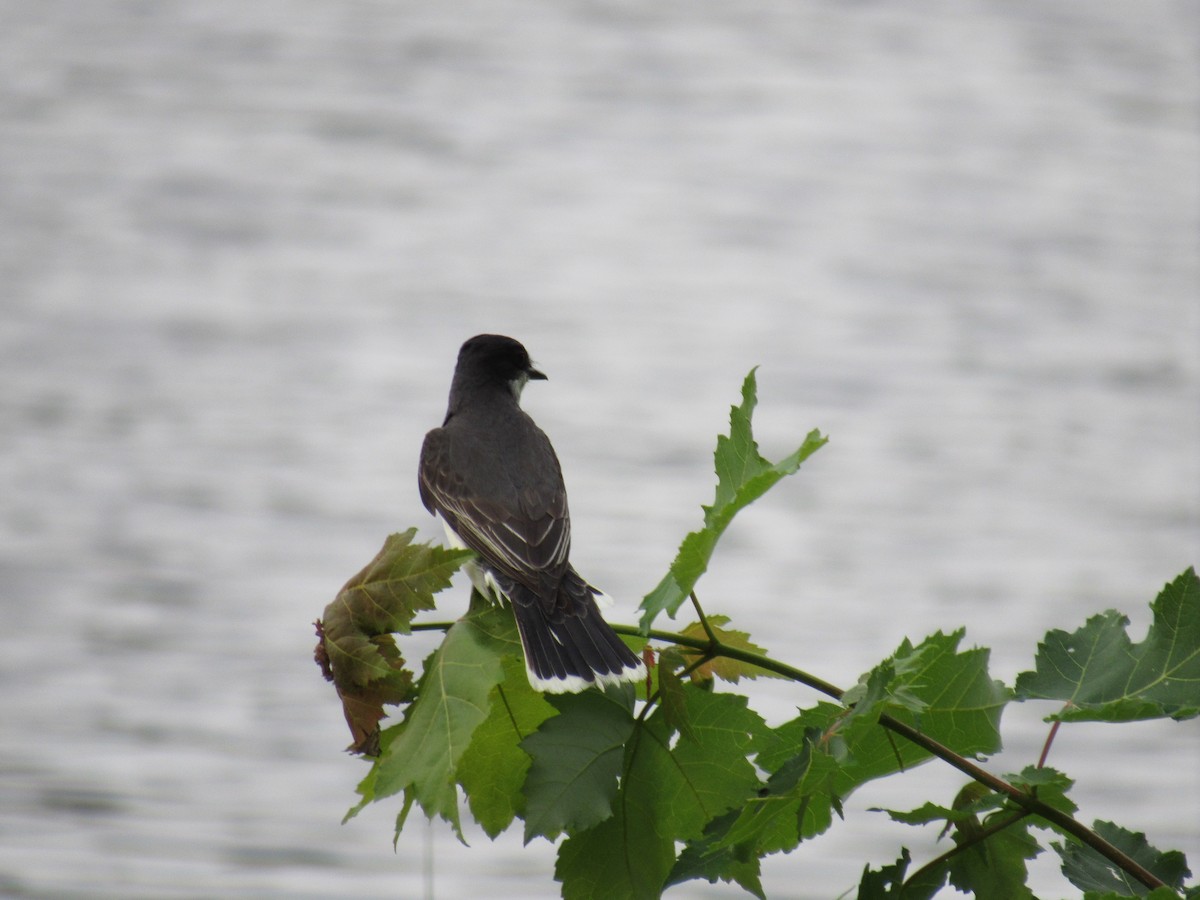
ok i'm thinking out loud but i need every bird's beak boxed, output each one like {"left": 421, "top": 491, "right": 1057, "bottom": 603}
{"left": 528, "top": 367, "right": 548, "bottom": 381}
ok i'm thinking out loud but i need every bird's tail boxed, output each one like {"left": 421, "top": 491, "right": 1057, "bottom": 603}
{"left": 499, "top": 572, "right": 645, "bottom": 694}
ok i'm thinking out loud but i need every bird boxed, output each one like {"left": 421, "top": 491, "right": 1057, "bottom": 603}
{"left": 418, "top": 334, "right": 645, "bottom": 693}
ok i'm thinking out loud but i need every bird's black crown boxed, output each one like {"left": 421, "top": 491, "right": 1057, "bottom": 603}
{"left": 456, "top": 334, "right": 546, "bottom": 385}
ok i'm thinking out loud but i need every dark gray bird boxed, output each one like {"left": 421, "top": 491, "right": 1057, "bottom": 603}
{"left": 418, "top": 334, "right": 645, "bottom": 693}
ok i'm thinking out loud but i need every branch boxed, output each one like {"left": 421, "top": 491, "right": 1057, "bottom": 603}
{"left": 1038, "top": 716, "right": 1064, "bottom": 769}
{"left": 688, "top": 591, "right": 719, "bottom": 644}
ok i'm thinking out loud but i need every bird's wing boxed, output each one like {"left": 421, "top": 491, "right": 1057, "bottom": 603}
{"left": 419, "top": 427, "right": 570, "bottom": 589}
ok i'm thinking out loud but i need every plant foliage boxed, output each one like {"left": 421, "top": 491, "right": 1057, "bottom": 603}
{"left": 1014, "top": 570, "right": 1200, "bottom": 722}
{"left": 638, "top": 368, "right": 826, "bottom": 631}
{"left": 314, "top": 370, "right": 1199, "bottom": 898}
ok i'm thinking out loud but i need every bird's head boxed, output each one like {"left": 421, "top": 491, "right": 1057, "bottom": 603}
{"left": 452, "top": 333, "right": 547, "bottom": 406}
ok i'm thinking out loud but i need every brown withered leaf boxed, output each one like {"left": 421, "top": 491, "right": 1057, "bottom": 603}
{"left": 314, "top": 529, "right": 471, "bottom": 754}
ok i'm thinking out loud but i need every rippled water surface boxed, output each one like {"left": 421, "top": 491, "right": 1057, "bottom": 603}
{"left": 1, "top": 2, "right": 1197, "bottom": 897}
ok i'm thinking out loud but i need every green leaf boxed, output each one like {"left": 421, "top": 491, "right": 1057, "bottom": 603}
{"left": 1015, "top": 567, "right": 1200, "bottom": 722}
{"left": 1007, "top": 765, "right": 1077, "bottom": 817}
{"left": 856, "top": 848, "right": 946, "bottom": 900}
{"left": 555, "top": 798, "right": 672, "bottom": 900}
{"left": 856, "top": 630, "right": 1009, "bottom": 763}
{"left": 708, "top": 731, "right": 843, "bottom": 858}
{"left": 457, "top": 650, "right": 556, "bottom": 839}
{"left": 315, "top": 530, "right": 472, "bottom": 753}
{"left": 655, "top": 649, "right": 699, "bottom": 743}
{"left": 767, "top": 631, "right": 1007, "bottom": 784}
{"left": 734, "top": 630, "right": 1008, "bottom": 863}
{"left": 945, "top": 815, "right": 1040, "bottom": 900}
{"left": 556, "top": 688, "right": 765, "bottom": 898}
{"left": 639, "top": 369, "right": 826, "bottom": 631}
{"left": 1055, "top": 820, "right": 1192, "bottom": 896}
{"left": 521, "top": 689, "right": 636, "bottom": 843}
{"left": 879, "top": 796, "right": 1002, "bottom": 829}
{"left": 881, "top": 767, "right": 1075, "bottom": 828}
{"left": 365, "top": 604, "right": 511, "bottom": 839}
{"left": 880, "top": 782, "right": 1051, "bottom": 900}
{"left": 653, "top": 689, "right": 767, "bottom": 838}
{"left": 843, "top": 643, "right": 935, "bottom": 720}
{"left": 668, "top": 808, "right": 766, "bottom": 899}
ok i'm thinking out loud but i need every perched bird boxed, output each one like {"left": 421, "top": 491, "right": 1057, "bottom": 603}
{"left": 418, "top": 334, "right": 645, "bottom": 693}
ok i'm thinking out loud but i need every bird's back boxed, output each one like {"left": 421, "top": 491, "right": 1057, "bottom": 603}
{"left": 419, "top": 403, "right": 572, "bottom": 587}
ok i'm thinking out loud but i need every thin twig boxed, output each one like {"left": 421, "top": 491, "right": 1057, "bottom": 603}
{"left": 688, "top": 591, "right": 719, "bottom": 645}
{"left": 1038, "top": 717, "right": 1064, "bottom": 769}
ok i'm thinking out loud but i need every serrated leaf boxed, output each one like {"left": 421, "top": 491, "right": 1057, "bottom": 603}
{"left": 675, "top": 615, "right": 787, "bottom": 683}
{"left": 843, "top": 646, "right": 934, "bottom": 720}
{"left": 457, "top": 650, "right": 556, "bottom": 839}
{"left": 856, "top": 630, "right": 1009, "bottom": 763}
{"left": 315, "top": 530, "right": 472, "bottom": 753}
{"left": 365, "top": 604, "right": 511, "bottom": 839}
{"left": 792, "top": 631, "right": 1008, "bottom": 785}
{"left": 1007, "top": 765, "right": 1077, "bottom": 817}
{"left": 1015, "top": 568, "right": 1200, "bottom": 722}
{"left": 556, "top": 688, "right": 765, "bottom": 898}
{"left": 735, "top": 630, "right": 1009, "bottom": 864}
{"left": 667, "top": 808, "right": 766, "bottom": 899}
{"left": 655, "top": 689, "right": 768, "bottom": 837}
{"left": 708, "top": 731, "right": 843, "bottom": 858}
{"left": 521, "top": 689, "right": 636, "bottom": 843}
{"left": 879, "top": 768, "right": 1072, "bottom": 833}
{"left": 639, "top": 369, "right": 826, "bottom": 631}
{"left": 326, "top": 529, "right": 472, "bottom": 638}
{"left": 945, "top": 815, "right": 1040, "bottom": 900}
{"left": 881, "top": 783, "right": 1047, "bottom": 900}
{"left": 879, "top": 795, "right": 1002, "bottom": 828}
{"left": 1055, "top": 820, "right": 1192, "bottom": 896}
{"left": 555, "top": 800, "right": 672, "bottom": 900}
{"left": 656, "top": 649, "right": 699, "bottom": 742}
{"left": 856, "top": 848, "right": 947, "bottom": 900}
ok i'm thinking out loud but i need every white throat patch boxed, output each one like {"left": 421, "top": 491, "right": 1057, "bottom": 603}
{"left": 508, "top": 372, "right": 529, "bottom": 403}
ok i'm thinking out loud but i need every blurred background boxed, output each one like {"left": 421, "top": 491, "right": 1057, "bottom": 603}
{"left": 1, "top": 2, "right": 1196, "bottom": 897}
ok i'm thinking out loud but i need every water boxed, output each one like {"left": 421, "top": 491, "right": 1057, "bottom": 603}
{"left": 1, "top": 2, "right": 1197, "bottom": 897}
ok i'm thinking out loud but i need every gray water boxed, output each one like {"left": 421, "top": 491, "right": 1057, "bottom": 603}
{"left": 1, "top": 2, "right": 1197, "bottom": 898}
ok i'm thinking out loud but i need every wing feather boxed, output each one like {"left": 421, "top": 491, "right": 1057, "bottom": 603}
{"left": 418, "top": 425, "right": 571, "bottom": 592}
